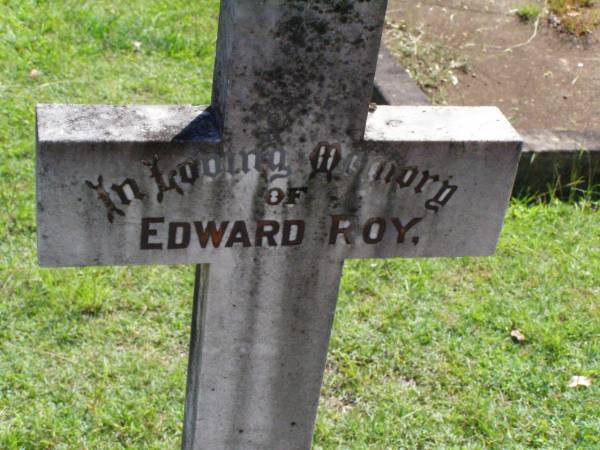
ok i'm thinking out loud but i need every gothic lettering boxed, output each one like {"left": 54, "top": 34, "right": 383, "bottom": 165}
{"left": 110, "top": 178, "right": 146, "bottom": 205}
{"left": 426, "top": 181, "right": 458, "bottom": 213}
{"left": 310, "top": 142, "right": 342, "bottom": 182}
{"left": 143, "top": 154, "right": 184, "bottom": 203}
{"left": 85, "top": 176, "right": 125, "bottom": 223}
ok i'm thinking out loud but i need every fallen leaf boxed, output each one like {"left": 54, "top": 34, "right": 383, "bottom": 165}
{"left": 510, "top": 329, "right": 526, "bottom": 343}
{"left": 29, "top": 69, "right": 42, "bottom": 79}
{"left": 399, "top": 377, "right": 417, "bottom": 388}
{"left": 567, "top": 376, "right": 592, "bottom": 388}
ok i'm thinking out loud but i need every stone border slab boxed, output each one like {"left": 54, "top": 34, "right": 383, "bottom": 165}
{"left": 373, "top": 45, "right": 429, "bottom": 107}
{"left": 516, "top": 130, "right": 600, "bottom": 194}
{"left": 373, "top": 46, "right": 600, "bottom": 194}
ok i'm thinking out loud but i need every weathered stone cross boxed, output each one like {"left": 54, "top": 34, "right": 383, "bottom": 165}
{"left": 36, "top": 1, "right": 522, "bottom": 449}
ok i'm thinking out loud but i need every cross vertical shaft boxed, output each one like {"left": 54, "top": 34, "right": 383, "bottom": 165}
{"left": 183, "top": 1, "right": 388, "bottom": 448}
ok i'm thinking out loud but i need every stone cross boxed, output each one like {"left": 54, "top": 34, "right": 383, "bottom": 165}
{"left": 36, "top": 1, "right": 522, "bottom": 449}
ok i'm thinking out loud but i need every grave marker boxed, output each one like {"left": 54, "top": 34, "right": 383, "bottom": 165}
{"left": 36, "top": 1, "right": 522, "bottom": 449}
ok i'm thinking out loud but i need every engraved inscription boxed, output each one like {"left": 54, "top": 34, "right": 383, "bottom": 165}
{"left": 328, "top": 216, "right": 422, "bottom": 246}
{"left": 309, "top": 142, "right": 342, "bottom": 182}
{"left": 143, "top": 155, "right": 184, "bottom": 203}
{"left": 85, "top": 176, "right": 125, "bottom": 223}
{"left": 110, "top": 178, "right": 145, "bottom": 205}
{"left": 83, "top": 142, "right": 460, "bottom": 252}
{"left": 140, "top": 219, "right": 307, "bottom": 250}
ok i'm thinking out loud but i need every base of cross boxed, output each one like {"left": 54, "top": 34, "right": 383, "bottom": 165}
{"left": 183, "top": 254, "right": 344, "bottom": 449}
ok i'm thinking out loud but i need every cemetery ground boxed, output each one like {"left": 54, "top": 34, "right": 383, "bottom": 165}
{"left": 1, "top": 0, "right": 599, "bottom": 448}
{"left": 386, "top": 0, "right": 600, "bottom": 131}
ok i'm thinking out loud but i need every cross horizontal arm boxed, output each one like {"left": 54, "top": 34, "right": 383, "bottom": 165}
{"left": 36, "top": 104, "right": 521, "bottom": 267}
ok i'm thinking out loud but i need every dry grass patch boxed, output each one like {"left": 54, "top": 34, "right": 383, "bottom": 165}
{"left": 548, "top": 0, "right": 600, "bottom": 35}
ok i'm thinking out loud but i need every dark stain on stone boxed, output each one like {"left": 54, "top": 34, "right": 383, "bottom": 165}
{"left": 172, "top": 107, "right": 221, "bottom": 143}
{"left": 239, "top": 0, "right": 384, "bottom": 149}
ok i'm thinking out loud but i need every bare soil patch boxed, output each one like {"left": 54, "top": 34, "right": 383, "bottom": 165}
{"left": 386, "top": 0, "right": 600, "bottom": 132}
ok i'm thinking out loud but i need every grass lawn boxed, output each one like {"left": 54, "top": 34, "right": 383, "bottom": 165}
{"left": 1, "top": 1, "right": 599, "bottom": 448}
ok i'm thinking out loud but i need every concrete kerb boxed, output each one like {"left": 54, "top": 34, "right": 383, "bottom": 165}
{"left": 372, "top": 46, "right": 600, "bottom": 195}
{"left": 372, "top": 45, "right": 430, "bottom": 107}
